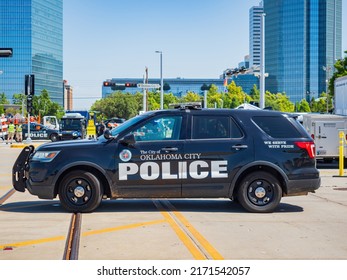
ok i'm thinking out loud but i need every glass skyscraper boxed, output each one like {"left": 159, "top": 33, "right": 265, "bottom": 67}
{"left": 264, "top": 0, "right": 342, "bottom": 104}
{"left": 249, "top": 3, "right": 264, "bottom": 68}
{"left": 0, "top": 0, "right": 63, "bottom": 105}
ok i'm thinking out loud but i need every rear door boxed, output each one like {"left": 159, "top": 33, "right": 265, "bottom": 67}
{"left": 182, "top": 112, "right": 254, "bottom": 197}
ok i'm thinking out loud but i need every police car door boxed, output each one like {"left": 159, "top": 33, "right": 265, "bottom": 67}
{"left": 182, "top": 113, "right": 251, "bottom": 197}
{"left": 116, "top": 114, "right": 184, "bottom": 197}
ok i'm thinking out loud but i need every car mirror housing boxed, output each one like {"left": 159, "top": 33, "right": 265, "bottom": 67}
{"left": 119, "top": 133, "right": 136, "bottom": 146}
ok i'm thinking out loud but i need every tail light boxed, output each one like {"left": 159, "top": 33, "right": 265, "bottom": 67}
{"left": 295, "top": 141, "right": 315, "bottom": 159}
{"left": 311, "top": 134, "right": 315, "bottom": 140}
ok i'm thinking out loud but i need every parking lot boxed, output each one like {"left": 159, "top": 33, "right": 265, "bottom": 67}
{"left": 1, "top": 141, "right": 347, "bottom": 260}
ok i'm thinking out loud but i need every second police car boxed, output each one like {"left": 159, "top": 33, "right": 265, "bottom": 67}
{"left": 13, "top": 104, "right": 320, "bottom": 213}
{"left": 22, "top": 122, "right": 59, "bottom": 142}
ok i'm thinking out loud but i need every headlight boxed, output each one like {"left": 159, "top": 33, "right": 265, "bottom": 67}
{"left": 32, "top": 151, "right": 60, "bottom": 162}
{"left": 72, "top": 132, "right": 78, "bottom": 136}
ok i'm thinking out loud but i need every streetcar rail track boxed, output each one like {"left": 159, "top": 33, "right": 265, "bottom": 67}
{"left": 63, "top": 212, "right": 82, "bottom": 260}
{"left": 153, "top": 199, "right": 224, "bottom": 260}
{"left": 0, "top": 188, "right": 16, "bottom": 205}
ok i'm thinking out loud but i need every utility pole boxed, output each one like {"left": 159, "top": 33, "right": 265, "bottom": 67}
{"left": 142, "top": 67, "right": 148, "bottom": 112}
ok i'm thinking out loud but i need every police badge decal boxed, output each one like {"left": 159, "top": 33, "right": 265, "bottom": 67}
{"left": 120, "top": 149, "right": 132, "bottom": 162}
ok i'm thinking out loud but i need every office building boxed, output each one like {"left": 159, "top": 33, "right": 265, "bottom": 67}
{"left": 0, "top": 0, "right": 63, "bottom": 106}
{"left": 264, "top": 0, "right": 342, "bottom": 103}
{"left": 102, "top": 77, "right": 258, "bottom": 101}
{"left": 249, "top": 3, "right": 264, "bottom": 68}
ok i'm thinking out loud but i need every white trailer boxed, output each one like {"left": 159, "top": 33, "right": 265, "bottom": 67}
{"left": 334, "top": 75, "right": 347, "bottom": 116}
{"left": 302, "top": 114, "right": 347, "bottom": 161}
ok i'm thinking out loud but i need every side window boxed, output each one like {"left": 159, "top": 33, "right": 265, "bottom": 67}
{"left": 252, "top": 116, "right": 302, "bottom": 138}
{"left": 132, "top": 116, "right": 182, "bottom": 142}
{"left": 192, "top": 116, "right": 243, "bottom": 139}
{"left": 192, "top": 116, "right": 229, "bottom": 139}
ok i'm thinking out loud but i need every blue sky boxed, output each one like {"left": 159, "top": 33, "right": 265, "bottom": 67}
{"left": 63, "top": 0, "right": 347, "bottom": 110}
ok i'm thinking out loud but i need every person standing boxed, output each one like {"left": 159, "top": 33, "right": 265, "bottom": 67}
{"left": 6, "top": 121, "right": 15, "bottom": 144}
{"left": 15, "top": 123, "right": 23, "bottom": 142}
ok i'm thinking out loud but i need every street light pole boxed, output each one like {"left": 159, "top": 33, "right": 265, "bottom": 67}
{"left": 155, "top": 51, "right": 163, "bottom": 110}
{"left": 323, "top": 65, "right": 332, "bottom": 114}
{"left": 259, "top": 13, "right": 266, "bottom": 109}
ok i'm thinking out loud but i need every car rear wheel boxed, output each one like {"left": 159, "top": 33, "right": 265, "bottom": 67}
{"left": 237, "top": 171, "right": 282, "bottom": 213}
{"left": 58, "top": 170, "right": 103, "bottom": 212}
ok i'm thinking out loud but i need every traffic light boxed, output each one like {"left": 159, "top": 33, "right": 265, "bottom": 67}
{"left": 25, "top": 74, "right": 35, "bottom": 96}
{"left": 124, "top": 82, "right": 137, "bottom": 87}
{"left": 27, "top": 95, "right": 33, "bottom": 114}
{"left": 103, "top": 81, "right": 115, "bottom": 87}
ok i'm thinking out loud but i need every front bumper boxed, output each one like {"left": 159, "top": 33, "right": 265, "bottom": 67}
{"left": 12, "top": 145, "right": 56, "bottom": 199}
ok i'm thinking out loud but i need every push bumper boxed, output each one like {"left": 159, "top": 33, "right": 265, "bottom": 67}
{"left": 12, "top": 145, "right": 35, "bottom": 192}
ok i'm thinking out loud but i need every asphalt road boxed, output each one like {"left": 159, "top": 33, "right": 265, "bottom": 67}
{"left": 0, "top": 142, "right": 346, "bottom": 260}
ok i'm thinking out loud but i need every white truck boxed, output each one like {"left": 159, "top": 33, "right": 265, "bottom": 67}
{"left": 302, "top": 114, "right": 347, "bottom": 161}
{"left": 334, "top": 75, "right": 347, "bottom": 116}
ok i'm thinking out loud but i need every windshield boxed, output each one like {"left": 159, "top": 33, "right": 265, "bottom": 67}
{"left": 61, "top": 119, "right": 84, "bottom": 130}
{"left": 110, "top": 113, "right": 149, "bottom": 137}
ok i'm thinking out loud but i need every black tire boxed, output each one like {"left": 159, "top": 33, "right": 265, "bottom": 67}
{"left": 237, "top": 171, "right": 282, "bottom": 213}
{"left": 50, "top": 133, "right": 58, "bottom": 142}
{"left": 58, "top": 170, "right": 103, "bottom": 212}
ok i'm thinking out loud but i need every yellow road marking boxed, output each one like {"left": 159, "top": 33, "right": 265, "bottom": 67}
{"left": 82, "top": 219, "right": 166, "bottom": 237}
{"left": 153, "top": 200, "right": 207, "bottom": 260}
{"left": 163, "top": 200, "right": 224, "bottom": 260}
{"left": 0, "top": 219, "right": 165, "bottom": 250}
{"left": 0, "top": 235, "right": 65, "bottom": 250}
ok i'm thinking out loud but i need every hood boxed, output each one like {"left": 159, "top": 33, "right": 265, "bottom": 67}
{"left": 36, "top": 138, "right": 102, "bottom": 151}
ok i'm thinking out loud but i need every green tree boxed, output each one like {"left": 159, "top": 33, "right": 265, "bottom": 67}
{"left": 12, "top": 93, "right": 25, "bottom": 105}
{"left": 164, "top": 93, "right": 179, "bottom": 108}
{"left": 223, "top": 81, "right": 250, "bottom": 108}
{"left": 147, "top": 91, "right": 160, "bottom": 111}
{"left": 265, "top": 91, "right": 294, "bottom": 112}
{"left": 91, "top": 92, "right": 140, "bottom": 119}
{"left": 31, "top": 89, "right": 64, "bottom": 117}
{"left": 329, "top": 50, "right": 347, "bottom": 96}
{"left": 249, "top": 84, "right": 260, "bottom": 103}
{"left": 0, "top": 93, "right": 9, "bottom": 104}
{"left": 310, "top": 92, "right": 332, "bottom": 113}
{"left": 207, "top": 84, "right": 222, "bottom": 108}
{"left": 181, "top": 91, "right": 201, "bottom": 103}
{"left": 297, "top": 99, "right": 311, "bottom": 112}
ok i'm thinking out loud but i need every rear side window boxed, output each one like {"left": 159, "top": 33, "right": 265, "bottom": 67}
{"left": 192, "top": 116, "right": 243, "bottom": 139}
{"left": 252, "top": 116, "right": 302, "bottom": 138}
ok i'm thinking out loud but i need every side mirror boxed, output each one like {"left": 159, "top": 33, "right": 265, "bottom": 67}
{"left": 103, "top": 129, "right": 113, "bottom": 140}
{"left": 119, "top": 133, "right": 136, "bottom": 146}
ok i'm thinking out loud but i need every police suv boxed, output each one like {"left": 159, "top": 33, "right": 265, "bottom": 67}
{"left": 12, "top": 105, "right": 320, "bottom": 213}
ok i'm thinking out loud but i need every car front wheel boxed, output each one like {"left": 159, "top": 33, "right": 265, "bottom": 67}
{"left": 50, "top": 133, "right": 58, "bottom": 142}
{"left": 58, "top": 170, "right": 103, "bottom": 212}
{"left": 237, "top": 171, "right": 282, "bottom": 213}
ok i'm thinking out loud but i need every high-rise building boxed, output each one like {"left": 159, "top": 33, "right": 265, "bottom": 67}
{"left": 249, "top": 2, "right": 264, "bottom": 68}
{"left": 64, "top": 80, "right": 73, "bottom": 111}
{"left": 264, "top": 0, "right": 342, "bottom": 103}
{"left": 0, "top": 0, "right": 63, "bottom": 106}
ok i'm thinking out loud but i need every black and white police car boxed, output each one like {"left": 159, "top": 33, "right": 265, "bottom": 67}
{"left": 12, "top": 104, "right": 320, "bottom": 213}
{"left": 22, "top": 123, "right": 59, "bottom": 142}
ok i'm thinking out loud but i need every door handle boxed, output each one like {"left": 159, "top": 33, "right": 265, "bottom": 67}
{"left": 232, "top": 144, "right": 248, "bottom": 150}
{"left": 161, "top": 147, "right": 178, "bottom": 152}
